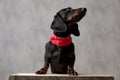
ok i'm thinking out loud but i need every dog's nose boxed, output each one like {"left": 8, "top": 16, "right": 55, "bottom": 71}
{"left": 81, "top": 8, "right": 87, "bottom": 12}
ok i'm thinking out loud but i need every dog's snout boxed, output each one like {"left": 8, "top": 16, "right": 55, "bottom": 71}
{"left": 76, "top": 8, "right": 87, "bottom": 14}
{"left": 81, "top": 8, "right": 87, "bottom": 12}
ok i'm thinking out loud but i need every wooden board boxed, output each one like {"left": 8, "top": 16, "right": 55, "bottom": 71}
{"left": 9, "top": 73, "right": 114, "bottom": 80}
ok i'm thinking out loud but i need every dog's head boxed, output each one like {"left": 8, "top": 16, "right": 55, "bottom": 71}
{"left": 51, "top": 7, "right": 87, "bottom": 32}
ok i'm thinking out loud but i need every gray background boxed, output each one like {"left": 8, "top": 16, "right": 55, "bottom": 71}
{"left": 0, "top": 0, "right": 120, "bottom": 80}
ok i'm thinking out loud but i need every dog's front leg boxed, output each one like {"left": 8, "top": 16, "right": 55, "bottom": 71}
{"left": 67, "top": 66, "right": 78, "bottom": 75}
{"left": 36, "top": 56, "right": 50, "bottom": 74}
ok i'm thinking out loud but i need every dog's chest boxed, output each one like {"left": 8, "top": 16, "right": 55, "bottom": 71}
{"left": 50, "top": 47, "right": 72, "bottom": 63}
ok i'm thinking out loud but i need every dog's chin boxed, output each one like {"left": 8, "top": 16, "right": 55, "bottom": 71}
{"left": 72, "top": 17, "right": 81, "bottom": 22}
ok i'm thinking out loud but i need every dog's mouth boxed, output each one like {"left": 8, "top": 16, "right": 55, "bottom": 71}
{"left": 72, "top": 15, "right": 81, "bottom": 22}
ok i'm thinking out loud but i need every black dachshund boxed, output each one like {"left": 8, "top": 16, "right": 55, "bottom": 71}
{"left": 36, "top": 7, "right": 87, "bottom": 75}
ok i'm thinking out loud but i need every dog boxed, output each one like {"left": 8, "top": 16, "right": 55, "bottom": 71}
{"left": 36, "top": 7, "right": 87, "bottom": 75}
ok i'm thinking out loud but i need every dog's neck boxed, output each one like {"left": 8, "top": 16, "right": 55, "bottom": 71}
{"left": 50, "top": 32, "right": 72, "bottom": 47}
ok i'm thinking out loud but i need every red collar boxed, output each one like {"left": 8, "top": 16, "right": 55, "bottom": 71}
{"left": 50, "top": 32, "right": 72, "bottom": 47}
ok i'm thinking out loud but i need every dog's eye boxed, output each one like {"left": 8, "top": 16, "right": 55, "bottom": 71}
{"left": 66, "top": 9, "right": 70, "bottom": 11}
{"left": 66, "top": 7, "right": 72, "bottom": 12}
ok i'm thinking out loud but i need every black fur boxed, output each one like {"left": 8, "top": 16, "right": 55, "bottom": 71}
{"left": 36, "top": 7, "right": 87, "bottom": 75}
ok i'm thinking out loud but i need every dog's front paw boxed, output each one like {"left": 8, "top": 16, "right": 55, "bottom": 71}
{"left": 67, "top": 66, "right": 78, "bottom": 75}
{"left": 35, "top": 67, "right": 48, "bottom": 74}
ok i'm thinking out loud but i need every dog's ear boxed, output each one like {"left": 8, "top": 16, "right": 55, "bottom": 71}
{"left": 51, "top": 15, "right": 67, "bottom": 32}
{"left": 71, "top": 23, "right": 80, "bottom": 36}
